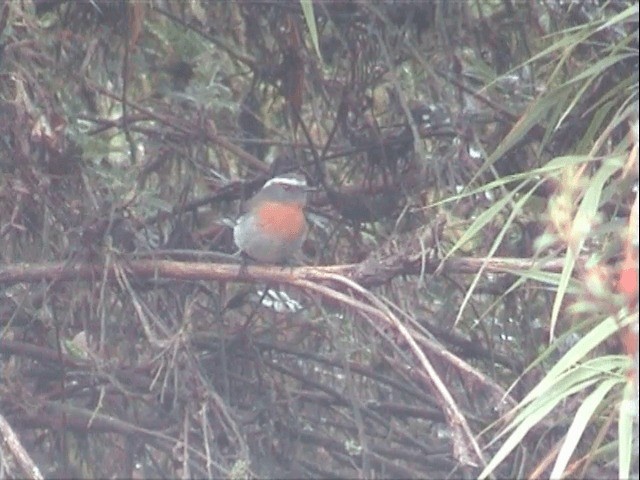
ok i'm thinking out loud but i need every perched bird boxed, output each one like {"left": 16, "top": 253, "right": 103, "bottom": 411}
{"left": 233, "top": 174, "right": 310, "bottom": 263}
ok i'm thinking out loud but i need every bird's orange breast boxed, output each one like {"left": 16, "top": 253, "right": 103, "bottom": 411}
{"left": 255, "top": 201, "right": 306, "bottom": 240}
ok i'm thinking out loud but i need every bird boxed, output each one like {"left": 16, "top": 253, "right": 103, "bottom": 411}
{"left": 233, "top": 174, "right": 311, "bottom": 264}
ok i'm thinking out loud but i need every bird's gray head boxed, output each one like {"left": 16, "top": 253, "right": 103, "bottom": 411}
{"left": 258, "top": 174, "right": 310, "bottom": 204}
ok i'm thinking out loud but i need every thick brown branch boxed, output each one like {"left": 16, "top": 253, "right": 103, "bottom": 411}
{"left": 0, "top": 255, "right": 572, "bottom": 288}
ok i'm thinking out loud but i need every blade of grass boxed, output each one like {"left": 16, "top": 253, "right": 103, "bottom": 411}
{"left": 551, "top": 377, "right": 622, "bottom": 478}
{"left": 549, "top": 157, "right": 622, "bottom": 341}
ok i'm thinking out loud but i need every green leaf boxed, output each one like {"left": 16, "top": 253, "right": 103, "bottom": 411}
{"left": 549, "top": 157, "right": 622, "bottom": 340}
{"left": 551, "top": 378, "right": 621, "bottom": 478}
{"left": 300, "top": 0, "right": 323, "bottom": 64}
{"left": 618, "top": 378, "right": 637, "bottom": 480}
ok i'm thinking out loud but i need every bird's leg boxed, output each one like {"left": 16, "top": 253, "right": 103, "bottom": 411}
{"left": 238, "top": 252, "right": 252, "bottom": 278}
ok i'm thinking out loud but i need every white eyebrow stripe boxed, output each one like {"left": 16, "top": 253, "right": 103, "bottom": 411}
{"left": 263, "top": 177, "right": 307, "bottom": 188}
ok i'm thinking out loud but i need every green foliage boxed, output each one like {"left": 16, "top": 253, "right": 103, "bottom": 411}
{"left": 0, "top": 1, "right": 637, "bottom": 478}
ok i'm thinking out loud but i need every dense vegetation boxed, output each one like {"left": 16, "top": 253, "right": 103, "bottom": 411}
{"left": 0, "top": 1, "right": 637, "bottom": 478}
